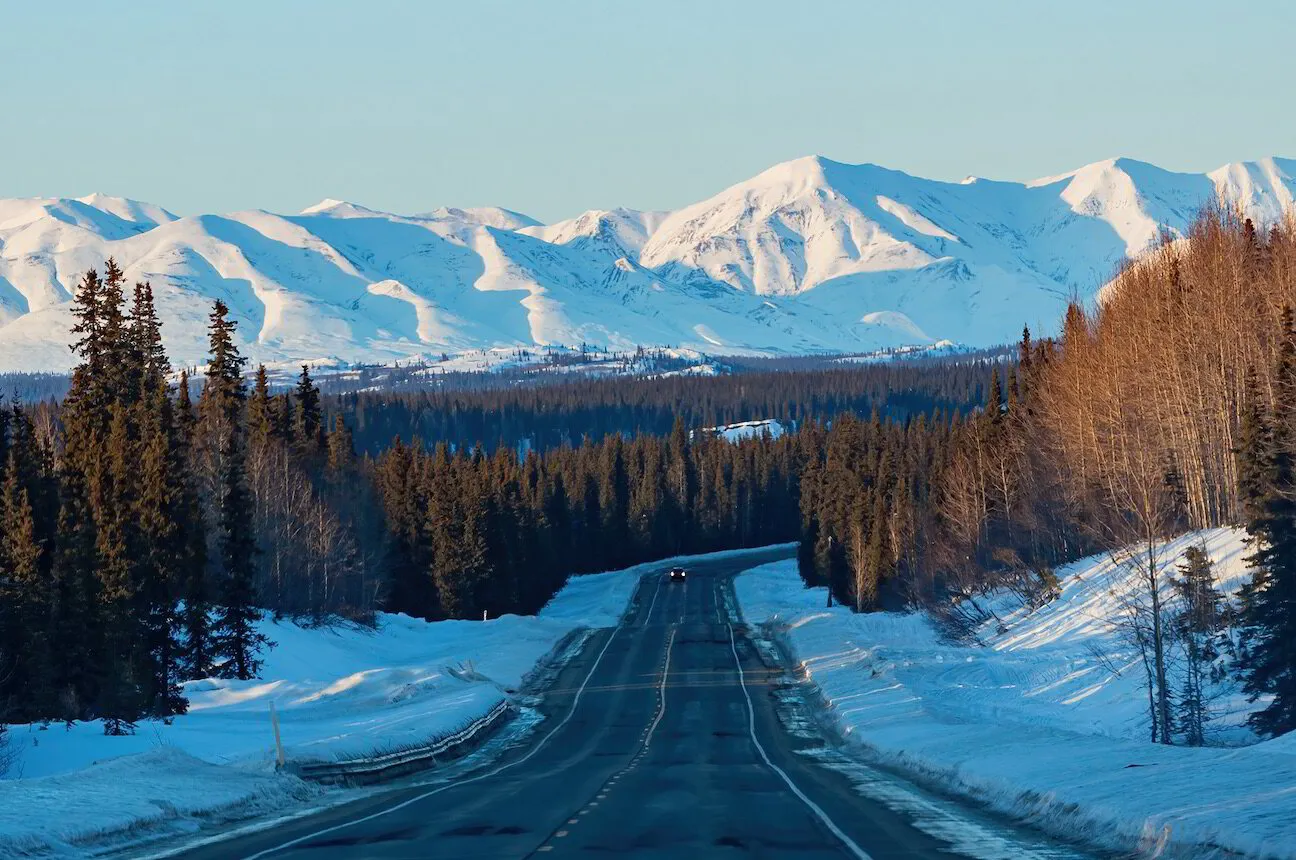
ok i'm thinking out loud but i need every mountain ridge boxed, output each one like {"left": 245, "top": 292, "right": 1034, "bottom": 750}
{"left": 1, "top": 154, "right": 1292, "bottom": 372}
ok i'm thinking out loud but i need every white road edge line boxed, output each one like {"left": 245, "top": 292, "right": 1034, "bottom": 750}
{"left": 642, "top": 569, "right": 665, "bottom": 622}
{"left": 240, "top": 576, "right": 664, "bottom": 860}
{"left": 726, "top": 622, "right": 873, "bottom": 860}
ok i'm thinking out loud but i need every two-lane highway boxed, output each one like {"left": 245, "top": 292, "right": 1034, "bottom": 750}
{"left": 170, "top": 548, "right": 1094, "bottom": 859}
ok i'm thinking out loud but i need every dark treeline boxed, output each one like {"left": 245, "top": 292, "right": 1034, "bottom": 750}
{"left": 373, "top": 421, "right": 802, "bottom": 622}
{"left": 0, "top": 373, "right": 69, "bottom": 403}
{"left": 329, "top": 360, "right": 992, "bottom": 455}
{"left": 797, "top": 410, "right": 956, "bottom": 612}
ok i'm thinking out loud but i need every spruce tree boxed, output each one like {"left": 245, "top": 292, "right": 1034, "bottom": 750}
{"left": 199, "top": 301, "right": 268, "bottom": 680}
{"left": 327, "top": 414, "right": 355, "bottom": 473}
{"left": 541, "top": 472, "right": 573, "bottom": 601}
{"left": 433, "top": 457, "right": 492, "bottom": 619}
{"left": 130, "top": 281, "right": 168, "bottom": 391}
{"left": 127, "top": 278, "right": 189, "bottom": 715}
{"left": 1236, "top": 367, "right": 1272, "bottom": 530}
{"left": 176, "top": 369, "right": 197, "bottom": 446}
{"left": 378, "top": 439, "right": 433, "bottom": 618}
{"left": 0, "top": 454, "right": 54, "bottom": 719}
{"left": 97, "top": 403, "right": 145, "bottom": 734}
{"left": 136, "top": 399, "right": 189, "bottom": 716}
{"left": 175, "top": 370, "right": 213, "bottom": 677}
{"left": 598, "top": 437, "right": 631, "bottom": 568}
{"left": 864, "top": 489, "right": 889, "bottom": 611}
{"left": 426, "top": 443, "right": 461, "bottom": 618}
{"left": 293, "top": 364, "right": 323, "bottom": 452}
{"left": 1174, "top": 545, "right": 1219, "bottom": 746}
{"left": 248, "top": 365, "right": 274, "bottom": 452}
{"left": 1241, "top": 305, "right": 1296, "bottom": 736}
{"left": 213, "top": 432, "right": 268, "bottom": 679}
{"left": 985, "top": 367, "right": 1003, "bottom": 427}
{"left": 48, "top": 466, "right": 98, "bottom": 723}
{"left": 665, "top": 417, "right": 695, "bottom": 552}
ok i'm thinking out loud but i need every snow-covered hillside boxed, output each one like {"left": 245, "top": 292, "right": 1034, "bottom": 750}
{"left": 735, "top": 529, "right": 1296, "bottom": 858}
{"left": 1, "top": 156, "right": 1292, "bottom": 372}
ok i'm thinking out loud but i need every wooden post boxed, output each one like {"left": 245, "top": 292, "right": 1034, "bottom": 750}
{"left": 270, "top": 702, "right": 285, "bottom": 768}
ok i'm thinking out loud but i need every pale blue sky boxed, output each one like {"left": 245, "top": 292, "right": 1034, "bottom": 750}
{"left": 3, "top": 1, "right": 1292, "bottom": 222}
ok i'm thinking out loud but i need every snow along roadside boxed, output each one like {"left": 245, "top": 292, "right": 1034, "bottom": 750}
{"left": 0, "top": 544, "right": 793, "bottom": 857}
{"left": 734, "top": 554, "right": 1296, "bottom": 860}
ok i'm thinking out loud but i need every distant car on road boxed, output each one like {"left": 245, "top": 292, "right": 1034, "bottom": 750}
{"left": 668, "top": 566, "right": 688, "bottom": 582}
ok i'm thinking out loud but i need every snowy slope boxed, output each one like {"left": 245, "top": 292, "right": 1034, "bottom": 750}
{"left": 735, "top": 529, "right": 1296, "bottom": 859}
{"left": 1, "top": 156, "right": 1292, "bottom": 372}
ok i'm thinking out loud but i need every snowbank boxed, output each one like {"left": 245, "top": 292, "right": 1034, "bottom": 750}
{"left": 0, "top": 558, "right": 650, "bottom": 854}
{"left": 696, "top": 418, "right": 787, "bottom": 442}
{"left": 0, "top": 748, "right": 319, "bottom": 856}
{"left": 735, "top": 529, "right": 1296, "bottom": 859}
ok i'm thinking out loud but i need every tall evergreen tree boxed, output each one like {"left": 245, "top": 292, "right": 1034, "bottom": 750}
{"left": 48, "top": 465, "right": 98, "bottom": 723}
{"left": 97, "top": 403, "right": 145, "bottom": 734}
{"left": 1236, "top": 367, "right": 1273, "bottom": 531}
{"left": 0, "top": 452, "right": 54, "bottom": 719}
{"left": 293, "top": 365, "right": 323, "bottom": 452}
{"left": 212, "top": 431, "right": 267, "bottom": 679}
{"left": 175, "top": 369, "right": 213, "bottom": 678}
{"left": 1240, "top": 305, "right": 1296, "bottom": 736}
{"left": 247, "top": 365, "right": 274, "bottom": 452}
{"left": 985, "top": 367, "right": 1003, "bottom": 427}
{"left": 1174, "top": 545, "right": 1220, "bottom": 746}
{"left": 327, "top": 414, "right": 355, "bottom": 473}
{"left": 199, "top": 302, "right": 268, "bottom": 680}
{"left": 136, "top": 398, "right": 189, "bottom": 716}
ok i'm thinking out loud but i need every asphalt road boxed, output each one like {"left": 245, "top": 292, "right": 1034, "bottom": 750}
{"left": 172, "top": 548, "right": 1093, "bottom": 860}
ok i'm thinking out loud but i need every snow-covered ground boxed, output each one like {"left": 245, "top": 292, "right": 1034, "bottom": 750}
{"left": 696, "top": 418, "right": 788, "bottom": 442}
{"left": 6, "top": 573, "right": 634, "bottom": 785}
{"left": 735, "top": 528, "right": 1296, "bottom": 859}
{"left": 0, "top": 547, "right": 781, "bottom": 856}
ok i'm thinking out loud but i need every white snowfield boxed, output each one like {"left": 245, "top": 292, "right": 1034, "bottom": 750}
{"left": 1, "top": 156, "right": 1293, "bottom": 372}
{"left": 735, "top": 528, "right": 1296, "bottom": 859}
{"left": 697, "top": 418, "right": 788, "bottom": 442}
{"left": 0, "top": 546, "right": 782, "bottom": 856}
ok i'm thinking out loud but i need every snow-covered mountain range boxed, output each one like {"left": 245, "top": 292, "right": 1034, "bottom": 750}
{"left": 1, "top": 155, "right": 1292, "bottom": 372}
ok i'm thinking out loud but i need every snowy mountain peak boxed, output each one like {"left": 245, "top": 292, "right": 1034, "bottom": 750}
{"left": 299, "top": 198, "right": 386, "bottom": 218}
{"left": 300, "top": 198, "right": 349, "bottom": 214}
{"left": 520, "top": 208, "right": 669, "bottom": 257}
{"left": 2, "top": 153, "right": 1294, "bottom": 373}
{"left": 0, "top": 194, "right": 174, "bottom": 235}
{"left": 748, "top": 154, "right": 834, "bottom": 188}
{"left": 74, "top": 193, "right": 177, "bottom": 227}
{"left": 1208, "top": 157, "right": 1296, "bottom": 223}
